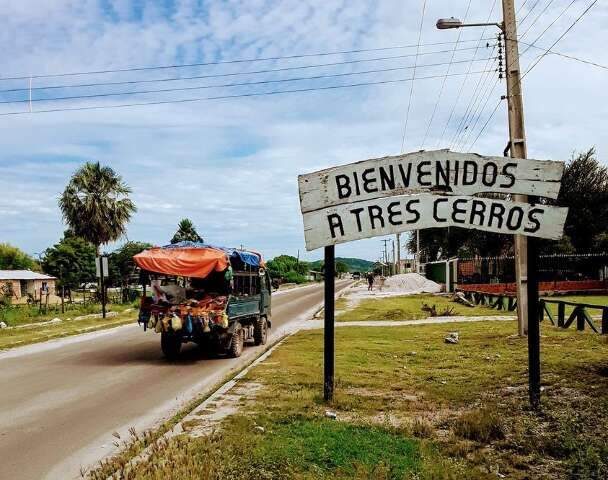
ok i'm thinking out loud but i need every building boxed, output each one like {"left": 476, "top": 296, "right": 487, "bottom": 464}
{"left": 0, "top": 270, "right": 57, "bottom": 304}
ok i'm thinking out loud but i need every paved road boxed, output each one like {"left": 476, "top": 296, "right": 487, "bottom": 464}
{"left": 0, "top": 280, "right": 351, "bottom": 480}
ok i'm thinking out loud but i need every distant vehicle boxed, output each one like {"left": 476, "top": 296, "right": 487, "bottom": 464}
{"left": 134, "top": 242, "right": 272, "bottom": 360}
{"left": 79, "top": 282, "right": 97, "bottom": 292}
{"left": 351, "top": 271, "right": 361, "bottom": 280}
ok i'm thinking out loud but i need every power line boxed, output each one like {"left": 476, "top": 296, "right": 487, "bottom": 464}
{"left": 449, "top": 54, "right": 499, "bottom": 148}
{"left": 460, "top": 0, "right": 577, "bottom": 149}
{"left": 518, "top": 0, "right": 543, "bottom": 28}
{"left": 0, "top": 38, "right": 493, "bottom": 82}
{"left": 0, "top": 57, "right": 496, "bottom": 106}
{"left": 0, "top": 69, "right": 494, "bottom": 117}
{"left": 468, "top": 0, "right": 599, "bottom": 150}
{"left": 0, "top": 45, "right": 495, "bottom": 95}
{"left": 518, "top": 0, "right": 560, "bottom": 41}
{"left": 400, "top": 0, "right": 428, "bottom": 153}
{"left": 455, "top": 76, "right": 501, "bottom": 150}
{"left": 522, "top": 0, "right": 599, "bottom": 78}
{"left": 436, "top": 0, "right": 499, "bottom": 148}
{"left": 517, "top": 40, "right": 607, "bottom": 70}
{"left": 421, "top": 0, "right": 473, "bottom": 149}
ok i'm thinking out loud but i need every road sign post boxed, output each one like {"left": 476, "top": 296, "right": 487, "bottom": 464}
{"left": 96, "top": 256, "right": 109, "bottom": 319}
{"left": 324, "top": 245, "right": 335, "bottom": 402}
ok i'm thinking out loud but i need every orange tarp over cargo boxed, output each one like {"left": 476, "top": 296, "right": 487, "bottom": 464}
{"left": 133, "top": 247, "right": 229, "bottom": 278}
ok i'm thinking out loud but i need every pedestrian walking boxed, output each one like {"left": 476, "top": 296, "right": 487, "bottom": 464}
{"left": 367, "top": 273, "right": 374, "bottom": 291}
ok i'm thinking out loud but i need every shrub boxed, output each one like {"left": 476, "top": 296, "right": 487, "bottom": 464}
{"left": 452, "top": 409, "right": 505, "bottom": 443}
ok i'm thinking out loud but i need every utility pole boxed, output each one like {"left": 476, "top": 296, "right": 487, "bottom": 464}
{"left": 381, "top": 239, "right": 390, "bottom": 276}
{"left": 396, "top": 233, "right": 401, "bottom": 274}
{"left": 416, "top": 230, "right": 421, "bottom": 273}
{"left": 502, "top": 0, "right": 529, "bottom": 337}
{"left": 391, "top": 240, "right": 396, "bottom": 276}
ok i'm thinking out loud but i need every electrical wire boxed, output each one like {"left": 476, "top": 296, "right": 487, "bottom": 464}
{"left": 400, "top": 0, "right": 428, "bottom": 153}
{"left": 436, "top": 0, "right": 499, "bottom": 148}
{"left": 520, "top": 0, "right": 579, "bottom": 56}
{"left": 0, "top": 57, "right": 496, "bottom": 106}
{"left": 522, "top": 0, "right": 599, "bottom": 78}
{"left": 0, "top": 69, "right": 494, "bottom": 117}
{"left": 0, "top": 45, "right": 495, "bottom": 95}
{"left": 421, "top": 0, "right": 473, "bottom": 149}
{"left": 0, "top": 38, "right": 493, "bottom": 82}
{"left": 517, "top": 40, "right": 607, "bottom": 70}
{"left": 518, "top": 0, "right": 561, "bottom": 40}
{"left": 468, "top": 0, "right": 599, "bottom": 150}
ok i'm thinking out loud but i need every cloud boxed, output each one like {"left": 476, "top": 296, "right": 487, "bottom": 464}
{"left": 0, "top": 0, "right": 606, "bottom": 262}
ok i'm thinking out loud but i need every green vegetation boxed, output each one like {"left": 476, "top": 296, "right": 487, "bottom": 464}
{"left": 267, "top": 254, "right": 309, "bottom": 284}
{"left": 337, "top": 294, "right": 507, "bottom": 322}
{"left": 41, "top": 231, "right": 96, "bottom": 292}
{"left": 309, "top": 257, "right": 374, "bottom": 273}
{"left": 170, "top": 218, "right": 203, "bottom": 244}
{"left": 0, "top": 243, "right": 38, "bottom": 270}
{"left": 98, "top": 321, "right": 608, "bottom": 479}
{"left": 0, "top": 305, "right": 136, "bottom": 350}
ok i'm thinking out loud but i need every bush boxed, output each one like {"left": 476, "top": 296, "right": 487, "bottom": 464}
{"left": 452, "top": 409, "right": 505, "bottom": 443}
{"left": 283, "top": 271, "right": 307, "bottom": 284}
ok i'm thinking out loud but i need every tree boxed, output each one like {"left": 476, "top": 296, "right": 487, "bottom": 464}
{"left": 59, "top": 162, "right": 136, "bottom": 255}
{"left": 556, "top": 148, "right": 608, "bottom": 252}
{"left": 335, "top": 261, "right": 349, "bottom": 278}
{"left": 170, "top": 219, "right": 203, "bottom": 244}
{"left": 109, "top": 241, "right": 152, "bottom": 290}
{"left": 0, "top": 243, "right": 38, "bottom": 270}
{"left": 267, "top": 255, "right": 309, "bottom": 283}
{"left": 42, "top": 232, "right": 96, "bottom": 293}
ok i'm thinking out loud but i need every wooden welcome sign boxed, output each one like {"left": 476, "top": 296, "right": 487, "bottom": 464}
{"left": 298, "top": 149, "right": 568, "bottom": 405}
{"left": 299, "top": 150, "right": 567, "bottom": 250}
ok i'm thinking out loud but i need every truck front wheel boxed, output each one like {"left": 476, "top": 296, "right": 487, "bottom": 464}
{"left": 254, "top": 316, "right": 268, "bottom": 346}
{"left": 228, "top": 325, "right": 244, "bottom": 358}
{"left": 161, "top": 332, "right": 182, "bottom": 360}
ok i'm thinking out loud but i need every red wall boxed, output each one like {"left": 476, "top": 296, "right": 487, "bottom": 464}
{"left": 458, "top": 280, "right": 608, "bottom": 294}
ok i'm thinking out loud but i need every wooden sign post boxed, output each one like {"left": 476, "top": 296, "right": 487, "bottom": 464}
{"left": 298, "top": 149, "right": 567, "bottom": 406}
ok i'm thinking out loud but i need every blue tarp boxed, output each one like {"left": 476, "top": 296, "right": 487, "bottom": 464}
{"left": 162, "top": 242, "right": 262, "bottom": 268}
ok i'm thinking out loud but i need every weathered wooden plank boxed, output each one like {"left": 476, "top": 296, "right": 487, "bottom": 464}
{"left": 303, "top": 193, "right": 568, "bottom": 251}
{"left": 299, "top": 149, "right": 564, "bottom": 213}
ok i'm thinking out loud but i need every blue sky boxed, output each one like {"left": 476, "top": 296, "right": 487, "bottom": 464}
{"left": 0, "top": 0, "right": 606, "bottom": 263}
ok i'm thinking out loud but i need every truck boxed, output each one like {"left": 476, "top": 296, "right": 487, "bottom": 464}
{"left": 133, "top": 242, "right": 271, "bottom": 360}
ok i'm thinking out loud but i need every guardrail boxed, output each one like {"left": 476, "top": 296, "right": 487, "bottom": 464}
{"left": 539, "top": 299, "right": 608, "bottom": 334}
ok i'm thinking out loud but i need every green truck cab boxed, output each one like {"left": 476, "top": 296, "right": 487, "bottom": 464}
{"left": 134, "top": 242, "right": 271, "bottom": 360}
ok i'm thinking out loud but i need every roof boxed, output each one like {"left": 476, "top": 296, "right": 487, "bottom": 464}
{"left": 0, "top": 270, "right": 56, "bottom": 281}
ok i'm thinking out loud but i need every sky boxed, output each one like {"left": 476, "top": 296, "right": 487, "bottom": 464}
{"left": 0, "top": 0, "right": 606, "bottom": 263}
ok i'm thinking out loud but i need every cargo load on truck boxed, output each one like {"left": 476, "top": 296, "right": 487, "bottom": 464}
{"left": 133, "top": 242, "right": 271, "bottom": 360}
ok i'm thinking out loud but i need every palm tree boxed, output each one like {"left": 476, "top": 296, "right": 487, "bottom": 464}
{"left": 59, "top": 162, "right": 136, "bottom": 255}
{"left": 171, "top": 218, "right": 203, "bottom": 244}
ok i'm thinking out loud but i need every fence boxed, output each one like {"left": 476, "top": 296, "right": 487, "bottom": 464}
{"left": 457, "top": 253, "right": 608, "bottom": 285}
{"left": 540, "top": 298, "right": 608, "bottom": 334}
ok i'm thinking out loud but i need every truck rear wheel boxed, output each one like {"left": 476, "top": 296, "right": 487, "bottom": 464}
{"left": 228, "top": 325, "right": 244, "bottom": 358}
{"left": 161, "top": 332, "right": 182, "bottom": 360}
{"left": 254, "top": 316, "right": 268, "bottom": 346}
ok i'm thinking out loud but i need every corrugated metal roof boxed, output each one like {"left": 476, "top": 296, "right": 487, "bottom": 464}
{"left": 0, "top": 270, "right": 56, "bottom": 280}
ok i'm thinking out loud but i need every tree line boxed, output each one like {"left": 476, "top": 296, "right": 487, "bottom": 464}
{"left": 1, "top": 161, "right": 206, "bottom": 299}
{"left": 407, "top": 149, "right": 608, "bottom": 259}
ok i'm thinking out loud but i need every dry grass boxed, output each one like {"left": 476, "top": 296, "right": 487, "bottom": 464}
{"left": 336, "top": 293, "right": 507, "bottom": 322}
{"left": 93, "top": 319, "right": 608, "bottom": 479}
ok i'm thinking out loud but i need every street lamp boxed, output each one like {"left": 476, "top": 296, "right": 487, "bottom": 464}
{"left": 436, "top": 17, "right": 503, "bottom": 31}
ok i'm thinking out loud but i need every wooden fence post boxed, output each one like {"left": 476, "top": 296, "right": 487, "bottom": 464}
{"left": 557, "top": 302, "right": 565, "bottom": 328}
